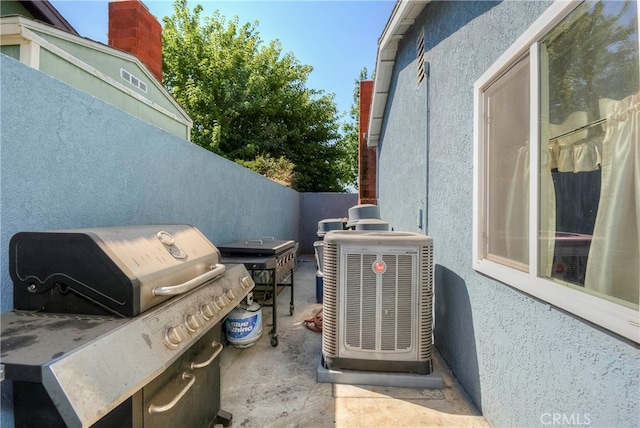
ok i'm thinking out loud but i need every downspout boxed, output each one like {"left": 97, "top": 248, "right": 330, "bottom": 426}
{"left": 423, "top": 60, "right": 430, "bottom": 235}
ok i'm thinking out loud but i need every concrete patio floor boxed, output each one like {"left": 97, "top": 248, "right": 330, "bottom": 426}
{"left": 219, "top": 256, "right": 489, "bottom": 428}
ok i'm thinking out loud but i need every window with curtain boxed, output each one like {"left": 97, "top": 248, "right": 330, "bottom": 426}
{"left": 473, "top": 0, "right": 639, "bottom": 342}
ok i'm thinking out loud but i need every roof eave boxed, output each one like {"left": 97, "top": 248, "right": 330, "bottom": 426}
{"left": 19, "top": 0, "right": 78, "bottom": 35}
{"left": 367, "top": 0, "right": 430, "bottom": 147}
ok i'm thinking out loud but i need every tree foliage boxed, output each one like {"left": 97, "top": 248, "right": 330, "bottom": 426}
{"left": 545, "top": 0, "right": 638, "bottom": 122}
{"left": 236, "top": 155, "right": 295, "bottom": 187}
{"left": 162, "top": 0, "right": 353, "bottom": 191}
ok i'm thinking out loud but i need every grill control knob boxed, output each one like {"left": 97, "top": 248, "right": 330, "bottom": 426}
{"left": 215, "top": 295, "right": 227, "bottom": 308}
{"left": 185, "top": 314, "right": 202, "bottom": 333}
{"left": 164, "top": 325, "right": 188, "bottom": 349}
{"left": 201, "top": 303, "right": 215, "bottom": 320}
{"left": 221, "top": 294, "right": 231, "bottom": 306}
{"left": 241, "top": 276, "right": 254, "bottom": 289}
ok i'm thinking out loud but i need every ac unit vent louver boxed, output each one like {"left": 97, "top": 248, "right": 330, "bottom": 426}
{"left": 322, "top": 241, "right": 339, "bottom": 358}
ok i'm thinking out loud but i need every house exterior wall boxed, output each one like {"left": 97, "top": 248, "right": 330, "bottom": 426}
{"left": 33, "top": 29, "right": 190, "bottom": 140}
{"left": 0, "top": 2, "right": 31, "bottom": 17}
{"left": 37, "top": 45, "right": 189, "bottom": 139}
{"left": 0, "top": 15, "right": 191, "bottom": 140}
{"left": 375, "top": 1, "right": 639, "bottom": 427}
{"left": 0, "top": 44, "right": 19, "bottom": 58}
{"left": 34, "top": 30, "right": 182, "bottom": 118}
{"left": 377, "top": 30, "right": 428, "bottom": 234}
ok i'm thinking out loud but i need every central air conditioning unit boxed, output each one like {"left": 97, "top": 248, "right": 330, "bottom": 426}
{"left": 321, "top": 230, "right": 434, "bottom": 375}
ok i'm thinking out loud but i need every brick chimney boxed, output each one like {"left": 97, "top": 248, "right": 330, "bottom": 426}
{"left": 358, "top": 80, "right": 377, "bottom": 205}
{"left": 108, "top": 0, "right": 162, "bottom": 82}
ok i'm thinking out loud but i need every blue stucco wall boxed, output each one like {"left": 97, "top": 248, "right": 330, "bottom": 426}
{"left": 377, "top": 1, "right": 640, "bottom": 427}
{"left": 0, "top": 54, "right": 302, "bottom": 427}
{"left": 298, "top": 192, "right": 357, "bottom": 254}
{"left": 377, "top": 37, "right": 428, "bottom": 234}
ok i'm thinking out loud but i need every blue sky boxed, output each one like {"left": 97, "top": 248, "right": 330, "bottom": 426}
{"left": 49, "top": 0, "right": 396, "bottom": 118}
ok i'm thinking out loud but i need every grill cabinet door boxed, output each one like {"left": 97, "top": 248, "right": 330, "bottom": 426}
{"left": 143, "top": 325, "right": 222, "bottom": 427}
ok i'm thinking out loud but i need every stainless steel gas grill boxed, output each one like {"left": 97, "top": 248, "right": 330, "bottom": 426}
{"left": 218, "top": 238, "right": 297, "bottom": 347}
{"left": 1, "top": 225, "right": 255, "bottom": 428}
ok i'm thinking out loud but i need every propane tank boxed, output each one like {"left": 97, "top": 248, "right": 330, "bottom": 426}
{"left": 225, "top": 293, "right": 262, "bottom": 348}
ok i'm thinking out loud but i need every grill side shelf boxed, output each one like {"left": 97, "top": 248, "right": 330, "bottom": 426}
{"left": 0, "top": 313, "right": 129, "bottom": 383}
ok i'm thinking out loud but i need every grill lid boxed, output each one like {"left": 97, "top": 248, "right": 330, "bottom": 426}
{"left": 10, "top": 225, "right": 222, "bottom": 317}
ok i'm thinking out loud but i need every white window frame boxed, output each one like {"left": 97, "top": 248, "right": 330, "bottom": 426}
{"left": 472, "top": 0, "right": 639, "bottom": 343}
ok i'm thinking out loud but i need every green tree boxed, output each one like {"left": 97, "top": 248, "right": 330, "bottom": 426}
{"left": 545, "top": 0, "right": 638, "bottom": 122}
{"left": 162, "top": 0, "right": 351, "bottom": 192}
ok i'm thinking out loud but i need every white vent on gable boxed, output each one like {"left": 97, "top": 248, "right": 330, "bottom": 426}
{"left": 120, "top": 68, "right": 148, "bottom": 93}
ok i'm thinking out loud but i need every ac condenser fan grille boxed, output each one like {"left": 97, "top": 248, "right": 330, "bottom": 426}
{"left": 344, "top": 253, "right": 373, "bottom": 348}
{"left": 385, "top": 254, "right": 413, "bottom": 351}
{"left": 343, "top": 253, "right": 415, "bottom": 352}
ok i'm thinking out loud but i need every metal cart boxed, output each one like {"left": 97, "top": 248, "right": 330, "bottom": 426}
{"left": 219, "top": 238, "right": 297, "bottom": 347}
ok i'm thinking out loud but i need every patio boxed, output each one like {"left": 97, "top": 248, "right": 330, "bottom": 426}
{"left": 218, "top": 255, "right": 489, "bottom": 428}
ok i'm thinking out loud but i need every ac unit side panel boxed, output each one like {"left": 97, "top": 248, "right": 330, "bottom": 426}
{"left": 322, "top": 242, "right": 338, "bottom": 359}
{"left": 420, "top": 244, "right": 434, "bottom": 361}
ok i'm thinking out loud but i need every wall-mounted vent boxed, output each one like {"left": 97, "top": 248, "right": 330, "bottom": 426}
{"left": 417, "top": 28, "right": 426, "bottom": 86}
{"left": 120, "top": 68, "right": 148, "bottom": 93}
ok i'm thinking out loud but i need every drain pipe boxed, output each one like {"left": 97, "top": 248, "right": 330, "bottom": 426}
{"left": 423, "top": 60, "right": 431, "bottom": 235}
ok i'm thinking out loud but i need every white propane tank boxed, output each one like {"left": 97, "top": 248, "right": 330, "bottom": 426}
{"left": 225, "top": 294, "right": 262, "bottom": 348}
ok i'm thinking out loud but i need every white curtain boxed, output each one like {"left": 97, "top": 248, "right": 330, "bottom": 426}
{"left": 504, "top": 140, "right": 555, "bottom": 276}
{"left": 505, "top": 143, "right": 530, "bottom": 266}
{"left": 585, "top": 93, "right": 640, "bottom": 305}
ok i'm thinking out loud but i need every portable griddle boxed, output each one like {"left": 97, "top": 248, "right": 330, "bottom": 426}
{"left": 218, "top": 237, "right": 297, "bottom": 347}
